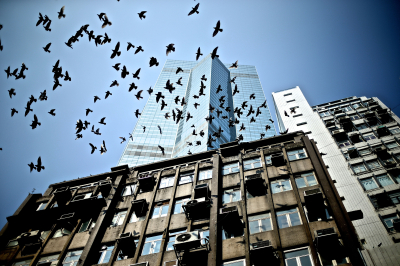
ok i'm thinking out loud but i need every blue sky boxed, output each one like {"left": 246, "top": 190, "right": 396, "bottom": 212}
{"left": 0, "top": 0, "right": 399, "bottom": 228}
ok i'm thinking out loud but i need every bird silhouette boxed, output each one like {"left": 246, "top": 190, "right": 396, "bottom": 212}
{"left": 161, "top": 100, "right": 168, "bottom": 110}
{"left": 269, "top": 118, "right": 274, "bottom": 123}
{"left": 158, "top": 145, "right": 165, "bottom": 155}
{"left": 196, "top": 47, "right": 203, "bottom": 60}
{"left": 239, "top": 123, "right": 246, "bottom": 131}
{"left": 94, "top": 96, "right": 101, "bottom": 103}
{"left": 142, "top": 125, "right": 146, "bottom": 133}
{"left": 216, "top": 109, "right": 222, "bottom": 117}
{"left": 64, "top": 71, "right": 71, "bottom": 81}
{"left": 8, "top": 88, "right": 16, "bottom": 98}
{"left": 119, "top": 137, "right": 126, "bottom": 144}
{"left": 174, "top": 96, "right": 180, "bottom": 104}
{"left": 29, "top": 95, "right": 37, "bottom": 105}
{"left": 166, "top": 43, "right": 175, "bottom": 56}
{"left": 5, "top": 66, "right": 11, "bottom": 78}
{"left": 256, "top": 107, "right": 262, "bottom": 117}
{"left": 86, "top": 108, "right": 93, "bottom": 116}
{"left": 201, "top": 74, "right": 207, "bottom": 81}
{"left": 135, "top": 46, "right": 144, "bottom": 54}
{"left": 89, "top": 143, "right": 97, "bottom": 154}
{"left": 147, "top": 87, "right": 153, "bottom": 95}
{"left": 176, "top": 77, "right": 183, "bottom": 86}
{"left": 211, "top": 47, "right": 219, "bottom": 59}
{"left": 48, "top": 109, "right": 56, "bottom": 116}
{"left": 186, "top": 112, "right": 193, "bottom": 122}
{"left": 138, "top": 11, "right": 147, "bottom": 20}
{"left": 260, "top": 133, "right": 265, "bottom": 139}
{"left": 127, "top": 42, "right": 135, "bottom": 51}
{"left": 132, "top": 68, "right": 141, "bottom": 79}
{"left": 87, "top": 30, "right": 95, "bottom": 42}
{"left": 43, "top": 42, "right": 51, "bottom": 53}
{"left": 230, "top": 76, "right": 236, "bottom": 83}
{"left": 216, "top": 85, "right": 222, "bottom": 94}
{"left": 149, "top": 57, "right": 159, "bottom": 67}
{"left": 28, "top": 162, "right": 36, "bottom": 172}
{"left": 158, "top": 125, "right": 162, "bottom": 134}
{"left": 110, "top": 80, "right": 119, "bottom": 87}
{"left": 229, "top": 60, "right": 238, "bottom": 69}
{"left": 165, "top": 112, "right": 170, "bottom": 119}
{"left": 102, "top": 14, "right": 112, "bottom": 28}
{"left": 53, "top": 79, "right": 62, "bottom": 90}
{"left": 102, "top": 33, "right": 111, "bottom": 44}
{"left": 194, "top": 103, "right": 200, "bottom": 109}
{"left": 100, "top": 140, "right": 107, "bottom": 155}
{"left": 135, "top": 109, "right": 141, "bottom": 118}
{"left": 30, "top": 114, "right": 41, "bottom": 129}
{"left": 250, "top": 117, "right": 256, "bottom": 123}
{"left": 241, "top": 101, "right": 248, "bottom": 109}
{"left": 265, "top": 125, "right": 271, "bottom": 131}
{"left": 111, "top": 42, "right": 121, "bottom": 59}
{"left": 176, "top": 67, "right": 183, "bottom": 74}
{"left": 105, "top": 91, "right": 112, "bottom": 99}
{"left": 284, "top": 110, "right": 289, "bottom": 117}
{"left": 155, "top": 92, "right": 164, "bottom": 103}
{"left": 58, "top": 6, "right": 66, "bottom": 19}
{"left": 36, "top": 13, "right": 44, "bottom": 26}
{"left": 99, "top": 117, "right": 106, "bottom": 125}
{"left": 135, "top": 90, "right": 143, "bottom": 100}
{"left": 233, "top": 84, "right": 239, "bottom": 96}
{"left": 199, "top": 130, "right": 205, "bottom": 137}
{"left": 209, "top": 104, "right": 215, "bottom": 113}
{"left": 129, "top": 83, "right": 138, "bottom": 92}
{"left": 44, "top": 20, "right": 52, "bottom": 31}
{"left": 250, "top": 93, "right": 255, "bottom": 100}
{"left": 121, "top": 65, "right": 129, "bottom": 78}
{"left": 11, "top": 108, "right": 18, "bottom": 117}
{"left": 25, "top": 101, "right": 33, "bottom": 117}
{"left": 212, "top": 20, "right": 223, "bottom": 37}
{"left": 188, "top": 3, "right": 200, "bottom": 16}
{"left": 75, "top": 134, "right": 83, "bottom": 140}
{"left": 247, "top": 105, "right": 255, "bottom": 117}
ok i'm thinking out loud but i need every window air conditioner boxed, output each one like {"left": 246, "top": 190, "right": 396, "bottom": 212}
{"left": 58, "top": 213, "right": 74, "bottom": 220}
{"left": 194, "top": 184, "right": 209, "bottom": 199}
{"left": 174, "top": 231, "right": 201, "bottom": 251}
{"left": 129, "top": 263, "right": 148, "bottom": 266}
{"left": 393, "top": 218, "right": 400, "bottom": 231}
{"left": 314, "top": 228, "right": 338, "bottom": 248}
{"left": 245, "top": 173, "right": 262, "bottom": 182}
{"left": 250, "top": 240, "right": 272, "bottom": 252}
{"left": 17, "top": 230, "right": 41, "bottom": 245}
{"left": 220, "top": 206, "right": 238, "bottom": 215}
{"left": 164, "top": 261, "right": 177, "bottom": 266}
{"left": 271, "top": 153, "right": 285, "bottom": 166}
{"left": 185, "top": 197, "right": 206, "bottom": 207}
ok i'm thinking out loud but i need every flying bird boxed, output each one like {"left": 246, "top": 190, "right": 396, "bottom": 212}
{"left": 89, "top": 143, "right": 97, "bottom": 154}
{"left": 5, "top": 66, "right": 11, "bottom": 78}
{"left": 132, "top": 68, "right": 141, "bottom": 79}
{"left": 53, "top": 79, "right": 62, "bottom": 90}
{"left": 239, "top": 123, "right": 246, "bottom": 131}
{"left": 99, "top": 117, "right": 106, "bottom": 125}
{"left": 64, "top": 71, "right": 71, "bottom": 81}
{"left": 119, "top": 137, "right": 126, "bottom": 144}
{"left": 48, "top": 109, "right": 56, "bottom": 116}
{"left": 256, "top": 107, "right": 262, "bottom": 117}
{"left": 161, "top": 100, "right": 168, "bottom": 110}
{"left": 111, "top": 42, "right": 121, "bottom": 59}
{"left": 158, "top": 145, "right": 165, "bottom": 155}
{"left": 196, "top": 47, "right": 203, "bottom": 60}
{"left": 58, "top": 6, "right": 66, "bottom": 19}
{"left": 135, "top": 90, "right": 143, "bottom": 100}
{"left": 24, "top": 101, "right": 33, "bottom": 117}
{"left": 102, "top": 14, "right": 112, "bottom": 28}
{"left": 241, "top": 101, "right": 248, "bottom": 110}
{"left": 102, "top": 33, "right": 111, "bottom": 44}
{"left": 188, "top": 3, "right": 200, "bottom": 16}
{"left": 142, "top": 125, "right": 146, "bottom": 133}
{"left": 166, "top": 43, "right": 175, "bottom": 56}
{"left": 121, "top": 65, "right": 129, "bottom": 78}
{"left": 127, "top": 42, "right": 135, "bottom": 51}
{"left": 8, "top": 88, "right": 16, "bottom": 98}
{"left": 135, "top": 109, "right": 141, "bottom": 118}
{"left": 135, "top": 46, "right": 144, "bottom": 54}
{"left": 201, "top": 74, "right": 207, "bottom": 81}
{"left": 158, "top": 125, "right": 162, "bottom": 134}
{"left": 149, "top": 57, "right": 159, "bottom": 67}
{"left": 211, "top": 47, "right": 219, "bottom": 59}
{"left": 11, "top": 108, "right": 18, "bottom": 117}
{"left": 250, "top": 93, "right": 255, "bottom": 100}
{"left": 44, "top": 20, "right": 52, "bottom": 32}
{"left": 284, "top": 110, "right": 289, "bottom": 117}
{"left": 97, "top": 13, "right": 106, "bottom": 21}
{"left": 216, "top": 85, "right": 222, "bottom": 94}
{"left": 230, "top": 76, "right": 236, "bottom": 83}
{"left": 75, "top": 134, "right": 83, "bottom": 140}
{"left": 36, "top": 13, "right": 44, "bottom": 26}
{"left": 94, "top": 96, "right": 101, "bottom": 103}
{"left": 28, "top": 162, "right": 36, "bottom": 172}
{"left": 176, "top": 77, "right": 183, "bottom": 86}
{"left": 30, "top": 114, "right": 41, "bottom": 129}
{"left": 138, "top": 11, "right": 147, "bottom": 20}
{"left": 86, "top": 108, "right": 93, "bottom": 116}
{"left": 129, "top": 83, "right": 137, "bottom": 92}
{"left": 229, "top": 60, "right": 238, "bottom": 69}
{"left": 176, "top": 67, "right": 183, "bottom": 74}
{"left": 105, "top": 91, "right": 112, "bottom": 99}
{"left": 43, "top": 42, "right": 51, "bottom": 53}
{"left": 233, "top": 84, "right": 239, "bottom": 96}
{"left": 110, "top": 80, "right": 119, "bottom": 87}
{"left": 194, "top": 102, "right": 200, "bottom": 109}
{"left": 212, "top": 20, "right": 223, "bottom": 37}
{"left": 269, "top": 119, "right": 274, "bottom": 123}
{"left": 100, "top": 140, "right": 107, "bottom": 155}
{"left": 147, "top": 87, "right": 153, "bottom": 95}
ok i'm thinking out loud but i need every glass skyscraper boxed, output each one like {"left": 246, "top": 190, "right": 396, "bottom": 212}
{"left": 118, "top": 54, "right": 276, "bottom": 167}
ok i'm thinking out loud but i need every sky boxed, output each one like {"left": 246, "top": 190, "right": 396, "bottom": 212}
{"left": 0, "top": 0, "right": 399, "bottom": 229}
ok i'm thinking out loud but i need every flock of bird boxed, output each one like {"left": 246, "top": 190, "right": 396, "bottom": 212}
{"left": 3, "top": 3, "right": 294, "bottom": 173}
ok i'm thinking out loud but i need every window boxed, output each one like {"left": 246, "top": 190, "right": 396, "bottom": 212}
{"left": 296, "top": 122, "right": 307, "bottom": 126}
{"left": 121, "top": 184, "right": 136, "bottom": 196}
{"left": 199, "top": 169, "right": 212, "bottom": 180}
{"left": 111, "top": 210, "right": 127, "bottom": 226}
{"left": 355, "top": 123, "right": 368, "bottom": 130}
{"left": 264, "top": 155, "right": 272, "bottom": 165}
{"left": 166, "top": 229, "right": 186, "bottom": 251}
{"left": 287, "top": 149, "right": 307, "bottom": 161}
{"left": 178, "top": 172, "right": 194, "bottom": 185}
{"left": 352, "top": 103, "right": 364, "bottom": 109}
{"left": 389, "top": 191, "right": 400, "bottom": 205}
{"left": 363, "top": 133, "right": 376, "bottom": 141}
{"left": 40, "top": 230, "right": 50, "bottom": 241}
{"left": 337, "top": 139, "right": 351, "bottom": 148}
{"left": 319, "top": 111, "right": 330, "bottom": 117}
{"left": 222, "top": 188, "right": 241, "bottom": 203}
{"left": 382, "top": 214, "right": 399, "bottom": 232}
{"left": 271, "top": 179, "right": 292, "bottom": 194}
{"left": 221, "top": 259, "right": 245, "bottom": 266}
{"left": 160, "top": 176, "right": 174, "bottom": 188}
{"left": 79, "top": 218, "right": 94, "bottom": 233}
{"left": 342, "top": 106, "right": 352, "bottom": 112}
{"left": 276, "top": 208, "right": 301, "bottom": 228}
{"left": 366, "top": 160, "right": 381, "bottom": 170}
{"left": 37, "top": 254, "right": 59, "bottom": 266}
{"left": 51, "top": 202, "right": 59, "bottom": 208}
{"left": 385, "top": 141, "right": 399, "bottom": 150}
{"left": 62, "top": 250, "right": 83, "bottom": 266}
{"left": 199, "top": 229, "right": 209, "bottom": 245}
{"left": 98, "top": 245, "right": 114, "bottom": 264}
{"left": 13, "top": 260, "right": 32, "bottom": 266}
{"left": 129, "top": 210, "right": 146, "bottom": 223}
{"left": 295, "top": 172, "right": 317, "bottom": 188}
{"left": 243, "top": 158, "right": 261, "bottom": 170}
{"left": 376, "top": 174, "right": 394, "bottom": 187}
{"left": 222, "top": 162, "right": 239, "bottom": 175}
{"left": 7, "top": 238, "right": 18, "bottom": 247}
{"left": 284, "top": 247, "right": 313, "bottom": 266}
{"left": 360, "top": 178, "right": 378, "bottom": 190}
{"left": 142, "top": 234, "right": 162, "bottom": 255}
{"left": 53, "top": 228, "right": 71, "bottom": 238}
{"left": 222, "top": 226, "right": 244, "bottom": 240}
{"left": 358, "top": 148, "right": 371, "bottom": 156}
{"left": 391, "top": 171, "right": 400, "bottom": 183}
{"left": 151, "top": 202, "right": 169, "bottom": 218}
{"left": 73, "top": 193, "right": 92, "bottom": 201}
{"left": 173, "top": 198, "right": 190, "bottom": 214}
{"left": 349, "top": 114, "right": 360, "bottom": 121}
{"left": 37, "top": 202, "right": 48, "bottom": 211}
{"left": 389, "top": 127, "right": 400, "bottom": 134}
{"left": 351, "top": 163, "right": 367, "bottom": 174}
{"left": 249, "top": 213, "right": 272, "bottom": 234}
{"left": 349, "top": 134, "right": 362, "bottom": 143}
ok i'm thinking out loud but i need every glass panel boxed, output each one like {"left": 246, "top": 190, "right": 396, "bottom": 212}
{"left": 286, "top": 258, "right": 298, "bottom": 266}
{"left": 222, "top": 192, "right": 231, "bottom": 203}
{"left": 231, "top": 166, "right": 239, "bottom": 173}
{"left": 249, "top": 220, "right": 259, "bottom": 234}
{"left": 295, "top": 178, "right": 307, "bottom": 188}
{"left": 377, "top": 175, "right": 394, "bottom": 187}
{"left": 152, "top": 206, "right": 160, "bottom": 218}
{"left": 173, "top": 203, "right": 182, "bottom": 214}
{"left": 260, "top": 218, "right": 272, "bottom": 231}
{"left": 232, "top": 190, "right": 240, "bottom": 202}
{"left": 271, "top": 182, "right": 282, "bottom": 194}
{"left": 142, "top": 242, "right": 151, "bottom": 255}
{"left": 281, "top": 180, "right": 291, "bottom": 191}
{"left": 299, "top": 256, "right": 313, "bottom": 266}
{"left": 289, "top": 212, "right": 301, "bottom": 226}
{"left": 225, "top": 261, "right": 244, "bottom": 266}
{"left": 277, "top": 215, "right": 289, "bottom": 229}
{"left": 102, "top": 249, "right": 113, "bottom": 264}
{"left": 153, "top": 240, "right": 161, "bottom": 253}
{"left": 361, "top": 178, "right": 378, "bottom": 190}
{"left": 285, "top": 248, "right": 309, "bottom": 259}
{"left": 306, "top": 175, "right": 317, "bottom": 186}
{"left": 161, "top": 205, "right": 169, "bottom": 216}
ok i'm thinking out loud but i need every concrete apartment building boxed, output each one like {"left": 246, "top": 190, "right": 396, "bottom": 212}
{"left": 272, "top": 86, "right": 400, "bottom": 265}
{"left": 0, "top": 132, "right": 365, "bottom": 266}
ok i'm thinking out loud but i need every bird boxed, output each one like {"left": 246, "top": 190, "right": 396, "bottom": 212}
{"left": 196, "top": 141, "right": 201, "bottom": 146}
{"left": 121, "top": 65, "right": 129, "bottom": 78}
{"left": 11, "top": 108, "right": 18, "bottom": 117}
{"left": 205, "top": 115, "right": 214, "bottom": 124}
{"left": 94, "top": 96, "right": 101, "bottom": 103}
{"left": 218, "top": 96, "right": 225, "bottom": 103}
{"left": 44, "top": 20, "right": 52, "bottom": 31}
{"left": 135, "top": 46, "right": 144, "bottom": 54}
{"left": 181, "top": 97, "right": 186, "bottom": 106}
{"left": 147, "top": 87, "right": 153, "bottom": 95}
{"left": 93, "top": 128, "right": 101, "bottom": 136}
{"left": 216, "top": 109, "right": 222, "bottom": 118}
{"left": 111, "top": 42, "right": 121, "bottom": 59}
{"left": 88, "top": 30, "right": 95, "bottom": 42}
{"left": 231, "top": 76, "right": 236, "bottom": 83}
{"left": 142, "top": 125, "right": 146, "bottom": 133}
{"left": 284, "top": 110, "right": 289, "bottom": 117}
{"left": 280, "top": 128, "right": 289, "bottom": 135}
{"left": 158, "top": 145, "right": 165, "bottom": 155}
{"left": 211, "top": 47, "right": 219, "bottom": 59}
{"left": 216, "top": 85, "right": 222, "bottom": 94}
{"left": 100, "top": 140, "right": 107, "bottom": 155}
{"left": 192, "top": 129, "right": 197, "bottom": 136}
{"left": 48, "top": 109, "right": 56, "bottom": 116}
{"left": 43, "top": 42, "right": 51, "bottom": 53}
{"left": 260, "top": 133, "right": 265, "bottom": 139}
{"left": 196, "top": 47, "right": 203, "bottom": 61}
{"left": 176, "top": 67, "right": 183, "bottom": 74}
{"left": 94, "top": 35, "right": 103, "bottom": 46}
{"left": 256, "top": 107, "right": 262, "bottom": 117}
{"left": 194, "top": 103, "right": 200, "bottom": 109}
{"left": 24, "top": 102, "right": 33, "bottom": 117}
{"left": 112, "top": 63, "right": 121, "bottom": 71}
{"left": 320, "top": 152, "right": 327, "bottom": 156}
{"left": 76, "top": 120, "right": 84, "bottom": 134}
{"left": 132, "top": 68, "right": 141, "bottom": 79}
{"left": 239, "top": 123, "right": 246, "bottom": 131}
{"left": 290, "top": 107, "right": 298, "bottom": 114}
{"left": 174, "top": 96, "right": 180, "bottom": 104}
{"left": 260, "top": 100, "right": 267, "bottom": 108}
{"left": 135, "top": 109, "right": 141, "bottom": 118}
{"left": 34, "top": 157, "right": 45, "bottom": 172}
{"left": 89, "top": 143, "right": 97, "bottom": 154}
{"left": 241, "top": 101, "right": 248, "bottom": 109}
{"left": 233, "top": 84, "right": 239, "bottom": 96}
{"left": 83, "top": 121, "right": 90, "bottom": 129}
{"left": 158, "top": 125, "right": 162, "bottom": 134}
{"left": 64, "top": 71, "right": 71, "bottom": 81}
{"left": 265, "top": 125, "right": 271, "bottom": 131}
{"left": 199, "top": 130, "right": 205, "bottom": 137}
{"left": 127, "top": 42, "right": 135, "bottom": 51}
{"left": 58, "top": 6, "right": 66, "bottom": 19}
{"left": 212, "top": 20, "right": 223, "bottom": 37}
{"left": 250, "top": 93, "right": 255, "bottom": 100}
{"left": 36, "top": 13, "right": 44, "bottom": 26}
{"left": 129, "top": 133, "right": 133, "bottom": 141}
{"left": 5, "top": 66, "right": 11, "bottom": 78}
{"left": 209, "top": 104, "right": 215, "bottom": 113}
{"left": 186, "top": 112, "right": 193, "bottom": 122}
{"left": 166, "top": 43, "right": 175, "bottom": 56}
{"left": 53, "top": 79, "right": 62, "bottom": 90}
{"left": 165, "top": 112, "right": 170, "bottom": 119}
{"left": 102, "top": 33, "right": 111, "bottom": 44}
{"left": 29, "top": 95, "right": 37, "bottom": 105}
{"left": 155, "top": 92, "right": 164, "bottom": 103}
{"left": 188, "top": 3, "right": 200, "bottom": 16}
{"left": 164, "top": 79, "right": 175, "bottom": 93}
{"left": 102, "top": 14, "right": 112, "bottom": 28}
{"left": 138, "top": 11, "right": 147, "bottom": 20}
{"left": 161, "top": 100, "right": 168, "bottom": 110}
{"left": 97, "top": 13, "right": 106, "bottom": 21}
{"left": 28, "top": 162, "right": 36, "bottom": 172}
{"left": 75, "top": 134, "right": 83, "bottom": 140}
{"left": 250, "top": 117, "right": 256, "bottom": 123}
{"left": 229, "top": 60, "right": 238, "bottom": 69}
{"left": 187, "top": 150, "right": 192, "bottom": 155}
{"left": 149, "top": 57, "right": 159, "bottom": 67}
{"left": 110, "top": 80, "right": 119, "bottom": 87}
{"left": 269, "top": 118, "right": 274, "bottom": 123}
{"left": 135, "top": 90, "right": 143, "bottom": 100}
{"left": 119, "top": 137, "right": 126, "bottom": 144}
{"left": 105, "top": 91, "right": 112, "bottom": 99}
{"left": 8, "top": 88, "right": 16, "bottom": 98}
{"left": 30, "top": 114, "right": 41, "bottom": 129}
{"left": 201, "top": 75, "right": 207, "bottom": 81}
{"left": 11, "top": 68, "right": 19, "bottom": 77}
{"left": 99, "top": 117, "right": 106, "bottom": 125}
{"left": 86, "top": 108, "right": 93, "bottom": 116}
{"left": 176, "top": 77, "right": 183, "bottom": 86}
{"left": 225, "top": 106, "right": 231, "bottom": 112}
{"left": 247, "top": 105, "right": 255, "bottom": 117}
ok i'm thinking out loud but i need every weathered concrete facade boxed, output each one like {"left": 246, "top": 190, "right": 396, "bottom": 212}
{"left": 1, "top": 133, "right": 365, "bottom": 266}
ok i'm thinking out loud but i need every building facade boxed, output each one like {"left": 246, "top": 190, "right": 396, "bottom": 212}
{"left": 272, "top": 86, "right": 400, "bottom": 265}
{"left": 118, "top": 55, "right": 276, "bottom": 167}
{"left": 1, "top": 132, "right": 364, "bottom": 266}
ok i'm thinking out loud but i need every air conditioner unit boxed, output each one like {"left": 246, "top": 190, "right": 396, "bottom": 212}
{"left": 194, "top": 184, "right": 209, "bottom": 199}
{"left": 185, "top": 197, "right": 206, "bottom": 207}
{"left": 131, "top": 199, "right": 148, "bottom": 216}
{"left": 138, "top": 175, "right": 154, "bottom": 188}
{"left": 250, "top": 240, "right": 273, "bottom": 252}
{"left": 17, "top": 230, "right": 41, "bottom": 245}
{"left": 164, "top": 261, "right": 177, "bottom": 266}
{"left": 304, "top": 188, "right": 323, "bottom": 209}
{"left": 314, "top": 228, "right": 338, "bottom": 249}
{"left": 220, "top": 206, "right": 239, "bottom": 215}
{"left": 129, "top": 263, "right": 148, "bottom": 266}
{"left": 271, "top": 153, "right": 285, "bottom": 166}
{"left": 174, "top": 231, "right": 201, "bottom": 251}
{"left": 58, "top": 213, "right": 74, "bottom": 220}
{"left": 393, "top": 218, "right": 400, "bottom": 231}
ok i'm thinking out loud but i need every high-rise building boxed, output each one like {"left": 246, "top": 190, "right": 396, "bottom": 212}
{"left": 118, "top": 55, "right": 276, "bottom": 167}
{"left": 0, "top": 132, "right": 365, "bottom": 266}
{"left": 272, "top": 86, "right": 400, "bottom": 265}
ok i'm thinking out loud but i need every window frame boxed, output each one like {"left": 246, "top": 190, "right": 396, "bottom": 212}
{"left": 121, "top": 184, "right": 136, "bottom": 197}
{"left": 159, "top": 176, "right": 175, "bottom": 189}
{"left": 222, "top": 162, "right": 240, "bottom": 175}
{"left": 363, "top": 132, "right": 376, "bottom": 141}
{"left": 178, "top": 172, "right": 194, "bottom": 185}
{"left": 72, "top": 192, "right": 92, "bottom": 201}
{"left": 382, "top": 214, "right": 399, "bottom": 233}
{"left": 284, "top": 247, "right": 314, "bottom": 266}
{"left": 198, "top": 169, "right": 212, "bottom": 180}
{"left": 222, "top": 188, "right": 241, "bottom": 204}
{"left": 97, "top": 245, "right": 114, "bottom": 264}
{"left": 220, "top": 259, "right": 245, "bottom": 266}
{"left": 110, "top": 210, "right": 127, "bottom": 227}
{"left": 295, "top": 172, "right": 318, "bottom": 188}
{"left": 365, "top": 160, "right": 381, "bottom": 170}
{"left": 62, "top": 250, "right": 83, "bottom": 266}
{"left": 276, "top": 208, "right": 302, "bottom": 229}
{"left": 173, "top": 197, "right": 191, "bottom": 214}
{"left": 385, "top": 141, "right": 399, "bottom": 150}
{"left": 142, "top": 234, "right": 162, "bottom": 255}
{"left": 151, "top": 202, "right": 169, "bottom": 219}
{"left": 351, "top": 163, "right": 367, "bottom": 174}
{"left": 243, "top": 157, "right": 262, "bottom": 171}
{"left": 287, "top": 148, "right": 307, "bottom": 161}
{"left": 37, "top": 202, "right": 48, "bottom": 211}
{"left": 360, "top": 177, "right": 379, "bottom": 191}
{"left": 270, "top": 178, "right": 292, "bottom": 194}
{"left": 389, "top": 127, "right": 400, "bottom": 134}
{"left": 248, "top": 213, "right": 272, "bottom": 234}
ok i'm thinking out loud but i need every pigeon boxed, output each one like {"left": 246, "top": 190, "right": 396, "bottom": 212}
{"left": 25, "top": 101, "right": 33, "bottom": 117}
{"left": 260, "top": 100, "right": 267, "bottom": 108}
{"left": 35, "top": 157, "right": 45, "bottom": 172}
{"left": 199, "top": 130, "right": 205, "bottom": 137}
{"left": 233, "top": 84, "right": 239, "bottom": 96}
{"left": 290, "top": 107, "right": 298, "bottom": 114}
{"left": 147, "top": 87, "right": 153, "bottom": 95}
{"left": 64, "top": 71, "right": 71, "bottom": 81}
{"left": 89, "top": 143, "right": 97, "bottom": 154}
{"left": 218, "top": 96, "right": 225, "bottom": 103}
{"left": 43, "top": 15, "right": 50, "bottom": 25}
{"left": 165, "top": 112, "right": 170, "bottom": 119}
{"left": 187, "top": 150, "right": 192, "bottom": 155}
{"left": 111, "top": 42, "right": 121, "bottom": 59}
{"left": 30, "top": 114, "right": 41, "bottom": 129}
{"left": 132, "top": 68, "right": 141, "bottom": 79}
{"left": 231, "top": 76, "right": 236, "bottom": 83}
{"left": 201, "top": 74, "right": 207, "bottom": 81}
{"left": 194, "top": 103, "right": 200, "bottom": 109}
{"left": 100, "top": 140, "right": 107, "bottom": 155}
{"left": 265, "top": 125, "right": 271, "bottom": 131}
{"left": 58, "top": 6, "right": 66, "bottom": 19}
{"left": 99, "top": 117, "right": 106, "bottom": 125}
{"left": 88, "top": 30, "right": 95, "bottom": 42}
{"left": 250, "top": 117, "right": 256, "bottom": 123}
{"left": 28, "top": 162, "right": 36, "bottom": 172}
{"left": 11, "top": 68, "right": 19, "bottom": 77}
{"left": 36, "top": 13, "right": 44, "bottom": 26}
{"left": 187, "top": 142, "right": 193, "bottom": 146}
{"left": 48, "top": 109, "right": 56, "bottom": 116}
{"left": 241, "top": 101, "right": 248, "bottom": 109}
{"left": 247, "top": 105, "right": 255, "bottom": 117}
{"left": 127, "top": 42, "right": 135, "bottom": 51}
{"left": 176, "top": 67, "right": 183, "bottom": 74}
{"left": 181, "top": 97, "right": 186, "bottom": 106}
{"left": 166, "top": 43, "right": 175, "bottom": 56}
{"left": 164, "top": 79, "right": 175, "bottom": 93}
{"left": 105, "top": 91, "right": 112, "bottom": 99}
{"left": 94, "top": 96, "right": 101, "bottom": 103}
{"left": 216, "top": 109, "right": 222, "bottom": 118}
{"left": 83, "top": 121, "right": 90, "bottom": 129}
{"left": 192, "top": 129, "right": 197, "bottom": 136}
{"left": 216, "top": 85, "right": 222, "bottom": 94}
{"left": 44, "top": 20, "right": 52, "bottom": 31}
{"left": 38, "top": 90, "right": 48, "bottom": 101}
{"left": 155, "top": 92, "right": 164, "bottom": 103}
{"left": 280, "top": 128, "right": 289, "bottom": 135}
{"left": 11, "top": 108, "right": 18, "bottom": 117}
{"left": 94, "top": 35, "right": 103, "bottom": 46}
{"left": 209, "top": 104, "right": 215, "bottom": 113}
{"left": 269, "top": 119, "right": 274, "bottom": 123}
{"left": 239, "top": 123, "right": 246, "bottom": 131}
{"left": 135, "top": 46, "right": 144, "bottom": 54}
{"left": 186, "top": 112, "right": 193, "bottom": 122}
{"left": 97, "top": 13, "right": 106, "bottom": 21}
{"left": 284, "top": 110, "right": 289, "bottom": 117}
{"left": 174, "top": 96, "right": 180, "bottom": 104}
{"left": 135, "top": 90, "right": 143, "bottom": 100}
{"left": 211, "top": 47, "right": 219, "bottom": 59}
{"left": 250, "top": 93, "right": 255, "bottom": 100}
{"left": 212, "top": 20, "right": 223, "bottom": 37}
{"left": 161, "top": 100, "right": 168, "bottom": 110}
{"left": 229, "top": 60, "right": 238, "bottom": 69}
{"left": 149, "top": 57, "right": 159, "bottom": 67}
{"left": 142, "top": 125, "right": 146, "bottom": 133}
{"left": 205, "top": 115, "right": 214, "bottom": 124}
{"left": 76, "top": 120, "right": 84, "bottom": 134}
{"left": 158, "top": 125, "right": 162, "bottom": 134}
{"left": 176, "top": 77, "right": 183, "bottom": 86}
{"left": 119, "top": 137, "right": 126, "bottom": 144}
{"left": 110, "top": 80, "right": 119, "bottom": 87}
{"left": 121, "top": 65, "right": 129, "bottom": 78}
{"left": 86, "top": 108, "right": 93, "bottom": 116}
{"left": 43, "top": 42, "right": 51, "bottom": 53}
{"left": 5, "top": 66, "right": 11, "bottom": 78}
{"left": 53, "top": 79, "right": 62, "bottom": 90}
{"left": 135, "top": 109, "right": 141, "bottom": 118}
{"left": 225, "top": 106, "right": 231, "bottom": 112}
{"left": 260, "top": 133, "right": 265, "bottom": 139}
{"left": 256, "top": 107, "right": 262, "bottom": 117}
{"left": 188, "top": 3, "right": 200, "bottom": 16}
{"left": 196, "top": 141, "right": 201, "bottom": 146}
{"left": 102, "top": 14, "right": 112, "bottom": 28}
{"left": 112, "top": 63, "right": 121, "bottom": 71}
{"left": 138, "top": 11, "right": 147, "bottom": 20}
{"left": 196, "top": 47, "right": 203, "bottom": 60}
{"left": 158, "top": 145, "right": 165, "bottom": 155}
{"left": 8, "top": 88, "right": 16, "bottom": 98}
{"left": 75, "top": 134, "right": 83, "bottom": 140}
{"left": 93, "top": 128, "right": 101, "bottom": 135}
